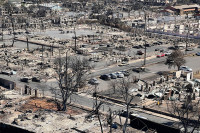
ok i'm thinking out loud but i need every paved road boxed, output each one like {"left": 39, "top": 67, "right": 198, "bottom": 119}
{"left": 1, "top": 50, "right": 200, "bottom": 93}
{"left": 90, "top": 49, "right": 200, "bottom": 78}
{"left": 90, "top": 56, "right": 166, "bottom": 78}
{"left": 71, "top": 93, "right": 177, "bottom": 125}
{"left": 1, "top": 51, "right": 200, "bottom": 127}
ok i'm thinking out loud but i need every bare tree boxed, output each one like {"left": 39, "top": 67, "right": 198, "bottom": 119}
{"left": 50, "top": 85, "right": 61, "bottom": 111}
{"left": 165, "top": 49, "right": 186, "bottom": 70}
{"left": 106, "top": 108, "right": 118, "bottom": 133}
{"left": 3, "top": 1, "right": 16, "bottom": 47}
{"left": 54, "top": 51, "right": 91, "bottom": 111}
{"left": 94, "top": 93, "right": 104, "bottom": 133}
{"left": 109, "top": 80, "right": 117, "bottom": 94}
{"left": 167, "top": 94, "right": 200, "bottom": 133}
{"left": 115, "top": 78, "right": 134, "bottom": 133}
{"left": 86, "top": 85, "right": 104, "bottom": 133}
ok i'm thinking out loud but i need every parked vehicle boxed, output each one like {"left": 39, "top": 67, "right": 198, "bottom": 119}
{"left": 168, "top": 46, "right": 175, "bottom": 50}
{"left": 133, "top": 45, "right": 140, "bottom": 49}
{"left": 164, "top": 51, "right": 171, "bottom": 56}
{"left": 121, "top": 70, "right": 130, "bottom": 76}
{"left": 153, "top": 42, "right": 159, "bottom": 45}
{"left": 137, "top": 50, "right": 144, "bottom": 55}
{"left": 186, "top": 47, "right": 194, "bottom": 51}
{"left": 180, "top": 66, "right": 192, "bottom": 72}
{"left": 196, "top": 52, "right": 200, "bottom": 56}
{"left": 100, "top": 74, "right": 111, "bottom": 80}
{"left": 138, "top": 45, "right": 144, "bottom": 48}
{"left": 157, "top": 41, "right": 163, "bottom": 45}
{"left": 118, "top": 62, "right": 129, "bottom": 67}
{"left": 144, "top": 43, "right": 151, "bottom": 47}
{"left": 88, "top": 78, "right": 100, "bottom": 85}
{"left": 129, "top": 88, "right": 138, "bottom": 93}
{"left": 32, "top": 77, "right": 40, "bottom": 82}
{"left": 1, "top": 71, "right": 12, "bottom": 75}
{"left": 115, "top": 72, "right": 124, "bottom": 78}
{"left": 166, "top": 59, "right": 174, "bottom": 63}
{"left": 157, "top": 53, "right": 165, "bottom": 58}
{"left": 20, "top": 77, "right": 29, "bottom": 83}
{"left": 132, "top": 67, "right": 145, "bottom": 73}
{"left": 160, "top": 49, "right": 164, "bottom": 52}
{"left": 110, "top": 73, "right": 117, "bottom": 79}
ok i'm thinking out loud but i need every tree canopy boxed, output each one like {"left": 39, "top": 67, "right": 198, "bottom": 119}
{"left": 165, "top": 50, "right": 186, "bottom": 70}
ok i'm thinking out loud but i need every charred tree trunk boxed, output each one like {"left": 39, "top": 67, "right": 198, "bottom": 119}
{"left": 11, "top": 18, "right": 15, "bottom": 47}
{"left": 96, "top": 95, "right": 103, "bottom": 133}
{"left": 62, "top": 98, "right": 67, "bottom": 111}
{"left": 123, "top": 104, "right": 129, "bottom": 133}
{"left": 26, "top": 37, "right": 29, "bottom": 51}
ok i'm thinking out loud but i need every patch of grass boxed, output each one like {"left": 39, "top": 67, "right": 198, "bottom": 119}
{"left": 194, "top": 71, "right": 200, "bottom": 79}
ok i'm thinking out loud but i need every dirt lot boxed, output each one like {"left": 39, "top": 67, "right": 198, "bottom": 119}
{"left": 19, "top": 97, "right": 83, "bottom": 115}
{"left": 194, "top": 71, "right": 200, "bottom": 79}
{"left": 0, "top": 89, "right": 135, "bottom": 133}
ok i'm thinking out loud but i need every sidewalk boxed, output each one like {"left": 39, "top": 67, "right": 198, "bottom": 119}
{"left": 92, "top": 55, "right": 157, "bottom": 73}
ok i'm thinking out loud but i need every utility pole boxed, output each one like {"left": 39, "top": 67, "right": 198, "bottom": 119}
{"left": 185, "top": 14, "right": 189, "bottom": 55}
{"left": 93, "top": 34, "right": 95, "bottom": 45}
{"left": 74, "top": 26, "right": 77, "bottom": 52}
{"left": 51, "top": 43, "right": 54, "bottom": 56}
{"left": 144, "top": 8, "right": 147, "bottom": 34}
{"left": 1, "top": 15, "right": 4, "bottom": 41}
{"left": 11, "top": 15, "right": 15, "bottom": 47}
{"left": 144, "top": 41, "right": 147, "bottom": 66}
{"left": 143, "top": 7, "right": 147, "bottom": 66}
{"left": 42, "top": 45, "right": 44, "bottom": 61}
{"left": 26, "top": 36, "right": 29, "bottom": 51}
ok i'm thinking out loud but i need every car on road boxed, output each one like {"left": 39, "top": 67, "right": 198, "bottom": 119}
{"left": 1, "top": 71, "right": 12, "bottom": 75}
{"left": 160, "top": 49, "right": 164, "bottom": 52}
{"left": 115, "top": 72, "right": 124, "bottom": 78}
{"left": 138, "top": 45, "right": 144, "bottom": 48}
{"left": 132, "top": 67, "right": 145, "bottom": 73}
{"left": 110, "top": 73, "right": 117, "bottom": 79}
{"left": 135, "top": 93, "right": 142, "bottom": 97}
{"left": 166, "top": 59, "right": 174, "bottom": 64}
{"left": 32, "top": 77, "right": 40, "bottom": 82}
{"left": 157, "top": 41, "right": 163, "bottom": 45}
{"left": 144, "top": 43, "right": 151, "bottom": 47}
{"left": 118, "top": 62, "right": 129, "bottom": 67}
{"left": 180, "top": 66, "right": 192, "bottom": 72}
{"left": 164, "top": 51, "right": 171, "bottom": 56}
{"left": 133, "top": 45, "right": 144, "bottom": 49}
{"left": 20, "top": 77, "right": 29, "bottom": 83}
{"left": 121, "top": 70, "right": 130, "bottom": 76}
{"left": 129, "top": 88, "right": 138, "bottom": 93}
{"left": 155, "top": 48, "right": 159, "bottom": 51}
{"left": 168, "top": 46, "right": 175, "bottom": 50}
{"left": 133, "top": 45, "right": 140, "bottom": 49}
{"left": 186, "top": 47, "right": 194, "bottom": 51}
{"left": 137, "top": 50, "right": 144, "bottom": 55}
{"left": 196, "top": 52, "right": 200, "bottom": 56}
{"left": 157, "top": 53, "right": 165, "bottom": 58}
{"left": 100, "top": 74, "right": 111, "bottom": 80}
{"left": 88, "top": 78, "right": 100, "bottom": 85}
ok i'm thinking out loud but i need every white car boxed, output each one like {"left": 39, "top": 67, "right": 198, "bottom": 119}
{"left": 115, "top": 72, "right": 124, "bottom": 78}
{"left": 88, "top": 78, "right": 100, "bottom": 85}
{"left": 164, "top": 51, "right": 171, "bottom": 56}
{"left": 180, "top": 66, "right": 192, "bottom": 72}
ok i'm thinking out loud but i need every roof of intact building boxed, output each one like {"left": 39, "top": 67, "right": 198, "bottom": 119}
{"left": 173, "top": 4, "right": 200, "bottom": 10}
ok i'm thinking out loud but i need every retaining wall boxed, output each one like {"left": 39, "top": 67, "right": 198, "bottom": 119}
{"left": 0, "top": 121, "right": 34, "bottom": 133}
{"left": 0, "top": 78, "right": 16, "bottom": 89}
